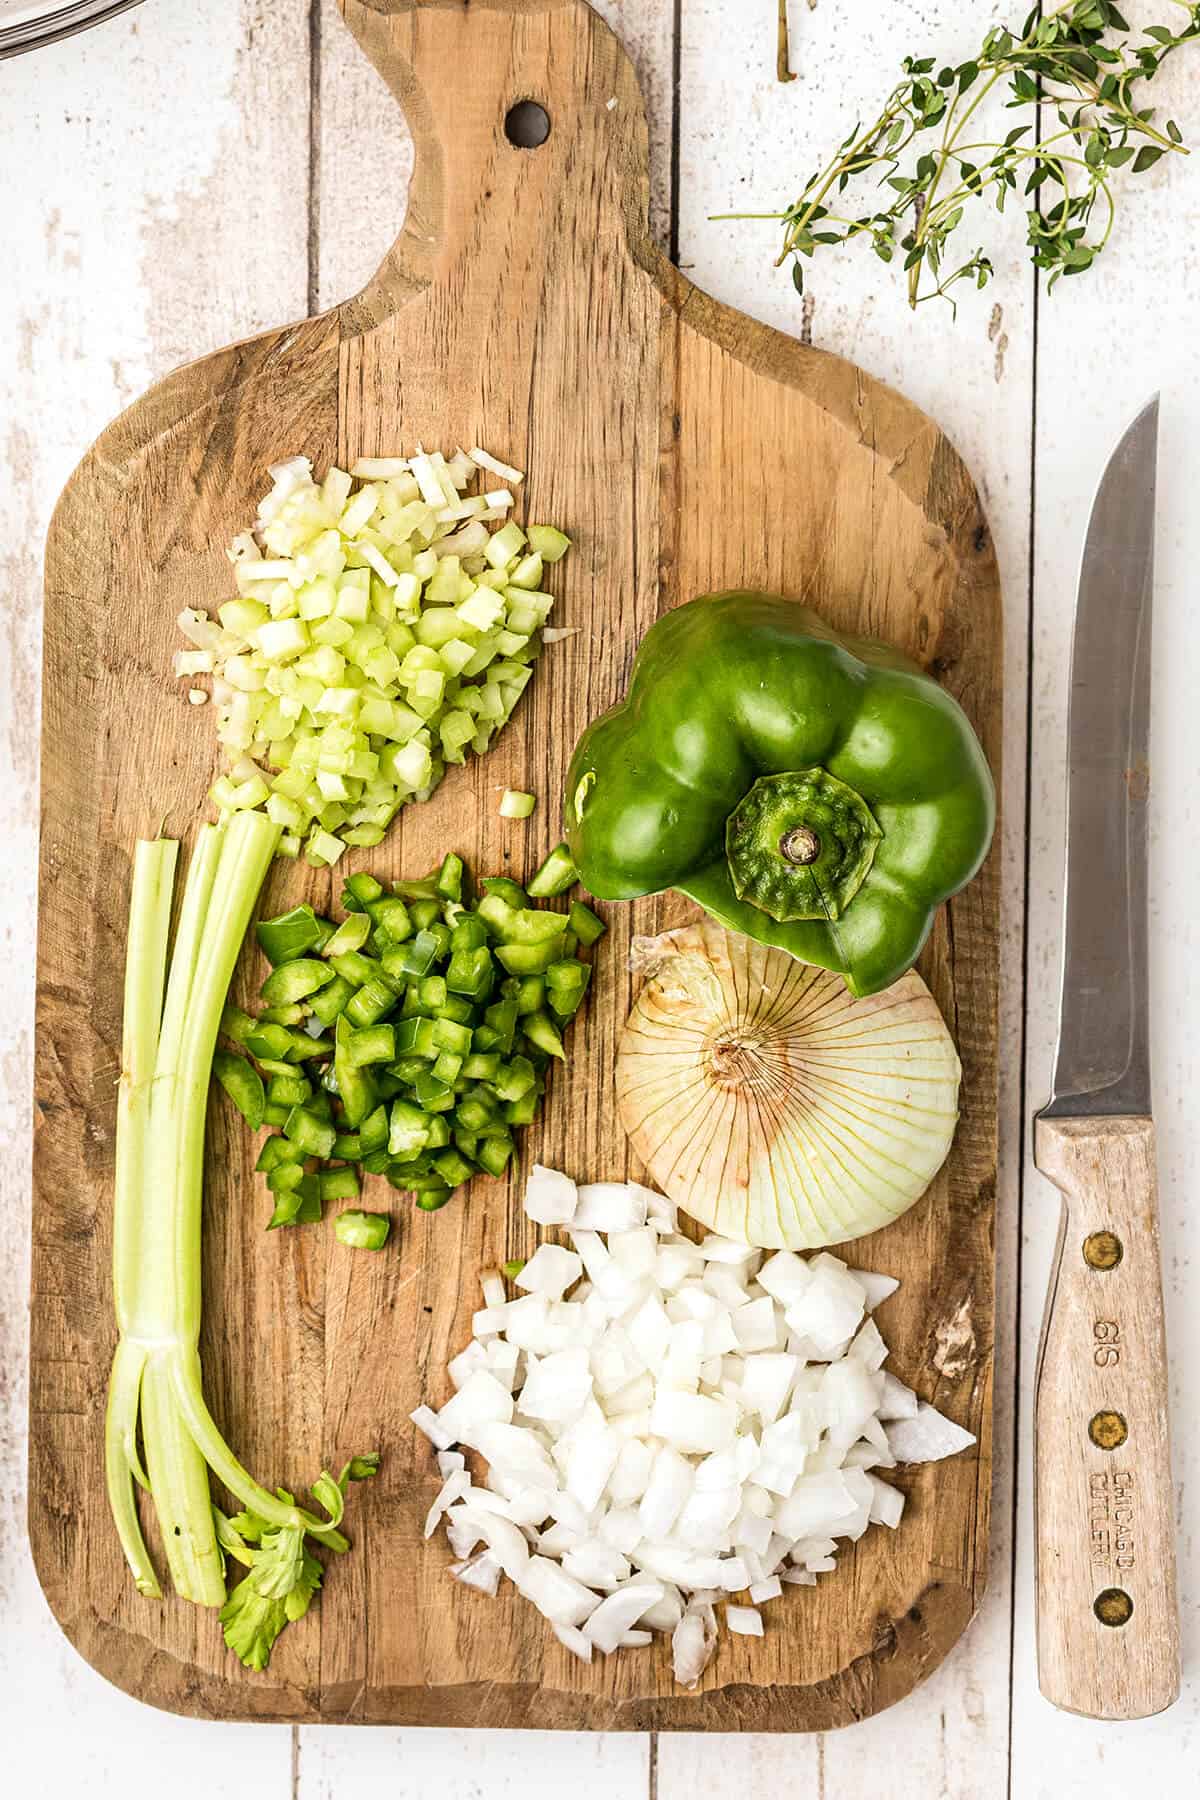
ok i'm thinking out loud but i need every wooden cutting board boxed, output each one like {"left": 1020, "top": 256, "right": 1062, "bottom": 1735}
{"left": 30, "top": 0, "right": 1000, "bottom": 1731}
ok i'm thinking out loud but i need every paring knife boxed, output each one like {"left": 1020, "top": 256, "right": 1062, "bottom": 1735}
{"left": 1034, "top": 397, "right": 1180, "bottom": 1720}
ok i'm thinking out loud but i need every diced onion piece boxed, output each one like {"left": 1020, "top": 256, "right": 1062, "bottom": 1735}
{"left": 886, "top": 1402, "right": 977, "bottom": 1463}
{"left": 749, "top": 1576, "right": 782, "bottom": 1603}
{"left": 411, "top": 1404, "right": 454, "bottom": 1450}
{"left": 582, "top": 1583, "right": 665, "bottom": 1653}
{"left": 435, "top": 1370, "right": 514, "bottom": 1441}
{"left": 518, "top": 1556, "right": 600, "bottom": 1627}
{"left": 515, "top": 1243, "right": 583, "bottom": 1299}
{"left": 878, "top": 1373, "right": 920, "bottom": 1420}
{"left": 424, "top": 1469, "right": 470, "bottom": 1537}
{"left": 648, "top": 1391, "right": 737, "bottom": 1456}
{"left": 867, "top": 1474, "right": 905, "bottom": 1528}
{"left": 572, "top": 1182, "right": 649, "bottom": 1232}
{"left": 552, "top": 1622, "right": 593, "bottom": 1662}
{"left": 524, "top": 1164, "right": 579, "bottom": 1227}
{"left": 451, "top": 1553, "right": 502, "bottom": 1596}
{"left": 725, "top": 1605, "right": 763, "bottom": 1637}
{"left": 672, "top": 1607, "right": 717, "bottom": 1688}
{"left": 857, "top": 1270, "right": 901, "bottom": 1311}
{"left": 847, "top": 1317, "right": 889, "bottom": 1371}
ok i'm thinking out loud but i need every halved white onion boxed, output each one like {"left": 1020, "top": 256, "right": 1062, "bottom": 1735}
{"left": 617, "top": 922, "right": 960, "bottom": 1250}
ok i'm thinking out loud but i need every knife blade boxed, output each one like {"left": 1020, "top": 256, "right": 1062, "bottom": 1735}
{"left": 1041, "top": 395, "right": 1154, "bottom": 1121}
{"left": 1033, "top": 398, "right": 1179, "bottom": 1720}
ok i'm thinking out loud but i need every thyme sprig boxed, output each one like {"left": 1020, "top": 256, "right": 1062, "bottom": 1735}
{"left": 735, "top": 0, "right": 1200, "bottom": 309}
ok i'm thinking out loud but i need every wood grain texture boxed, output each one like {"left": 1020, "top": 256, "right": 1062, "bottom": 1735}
{"left": 29, "top": 0, "right": 1001, "bottom": 1731}
{"left": 1032, "top": 1115, "right": 1179, "bottom": 1719}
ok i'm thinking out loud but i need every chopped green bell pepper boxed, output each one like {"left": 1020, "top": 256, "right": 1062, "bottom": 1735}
{"left": 566, "top": 900, "right": 606, "bottom": 946}
{"left": 481, "top": 876, "right": 526, "bottom": 908}
{"left": 256, "top": 904, "right": 326, "bottom": 965}
{"left": 526, "top": 843, "right": 578, "bottom": 898}
{"left": 334, "top": 1015, "right": 378, "bottom": 1128}
{"left": 283, "top": 1104, "right": 337, "bottom": 1159}
{"left": 260, "top": 957, "right": 336, "bottom": 1007}
{"left": 334, "top": 1209, "right": 391, "bottom": 1250}
{"left": 343, "top": 872, "right": 384, "bottom": 908}
{"left": 213, "top": 1051, "right": 266, "bottom": 1130}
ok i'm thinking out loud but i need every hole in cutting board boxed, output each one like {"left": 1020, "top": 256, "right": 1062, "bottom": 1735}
{"left": 505, "top": 101, "right": 551, "bottom": 148}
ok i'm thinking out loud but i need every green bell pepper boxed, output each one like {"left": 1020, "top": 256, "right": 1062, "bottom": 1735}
{"left": 564, "top": 591, "right": 994, "bottom": 995}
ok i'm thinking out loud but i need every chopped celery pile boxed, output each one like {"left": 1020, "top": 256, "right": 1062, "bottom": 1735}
{"left": 176, "top": 449, "right": 572, "bottom": 867}
{"left": 107, "top": 816, "right": 379, "bottom": 1669}
{"left": 215, "top": 851, "right": 607, "bottom": 1220}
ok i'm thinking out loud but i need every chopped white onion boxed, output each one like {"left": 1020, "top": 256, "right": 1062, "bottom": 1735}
{"left": 867, "top": 1473, "right": 906, "bottom": 1528}
{"left": 856, "top": 1270, "right": 901, "bottom": 1311}
{"left": 725, "top": 1605, "right": 764, "bottom": 1637}
{"left": 886, "top": 1402, "right": 978, "bottom": 1463}
{"left": 878, "top": 1372, "right": 921, "bottom": 1420}
{"left": 447, "top": 1340, "right": 487, "bottom": 1389}
{"left": 573, "top": 1182, "right": 649, "bottom": 1232}
{"left": 450, "top": 1553, "right": 502, "bottom": 1597}
{"left": 749, "top": 1575, "right": 782, "bottom": 1604}
{"left": 581, "top": 1583, "right": 665, "bottom": 1652}
{"left": 517, "top": 1555, "right": 599, "bottom": 1627}
{"left": 516, "top": 1243, "right": 584, "bottom": 1298}
{"left": 424, "top": 1468, "right": 471, "bottom": 1538}
{"left": 672, "top": 1606, "right": 717, "bottom": 1688}
{"left": 422, "top": 1169, "right": 976, "bottom": 1685}
{"left": 524, "top": 1163, "right": 579, "bottom": 1227}
{"left": 410, "top": 1404, "right": 454, "bottom": 1450}
{"left": 434, "top": 1370, "right": 513, "bottom": 1441}
{"left": 552, "top": 1622, "right": 593, "bottom": 1663}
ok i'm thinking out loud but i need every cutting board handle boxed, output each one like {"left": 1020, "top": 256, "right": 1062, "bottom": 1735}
{"left": 1033, "top": 1114, "right": 1180, "bottom": 1718}
{"left": 337, "top": 0, "right": 655, "bottom": 330}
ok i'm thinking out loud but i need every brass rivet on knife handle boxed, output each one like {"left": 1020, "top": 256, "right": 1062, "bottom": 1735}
{"left": 1033, "top": 1114, "right": 1180, "bottom": 1720}
{"left": 1083, "top": 1229, "right": 1123, "bottom": 1271}
{"left": 1088, "top": 1409, "right": 1128, "bottom": 1451}
{"left": 1094, "top": 1588, "right": 1134, "bottom": 1629}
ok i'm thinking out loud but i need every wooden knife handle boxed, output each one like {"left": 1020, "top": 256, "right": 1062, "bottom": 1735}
{"left": 1033, "top": 1114, "right": 1179, "bottom": 1718}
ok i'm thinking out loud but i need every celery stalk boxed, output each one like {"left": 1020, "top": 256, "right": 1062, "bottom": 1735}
{"left": 107, "top": 814, "right": 377, "bottom": 1658}
{"left": 105, "top": 837, "right": 177, "bottom": 1599}
{"left": 112, "top": 838, "right": 178, "bottom": 1333}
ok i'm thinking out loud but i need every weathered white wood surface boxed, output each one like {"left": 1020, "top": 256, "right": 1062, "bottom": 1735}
{"left": 1, "top": 0, "right": 1195, "bottom": 1792}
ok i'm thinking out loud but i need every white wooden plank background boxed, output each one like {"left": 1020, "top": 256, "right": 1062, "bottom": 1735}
{"left": 0, "top": 1, "right": 1195, "bottom": 1792}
